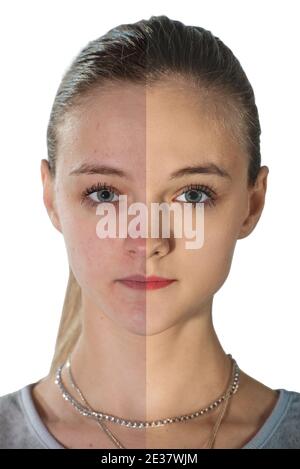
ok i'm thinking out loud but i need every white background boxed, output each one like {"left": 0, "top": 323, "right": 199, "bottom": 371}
{"left": 0, "top": 0, "right": 299, "bottom": 396}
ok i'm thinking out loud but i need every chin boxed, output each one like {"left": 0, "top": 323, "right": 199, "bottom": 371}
{"left": 110, "top": 303, "right": 180, "bottom": 337}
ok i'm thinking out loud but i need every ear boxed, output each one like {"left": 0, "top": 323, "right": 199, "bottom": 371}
{"left": 237, "top": 166, "right": 269, "bottom": 240}
{"left": 40, "top": 159, "right": 62, "bottom": 233}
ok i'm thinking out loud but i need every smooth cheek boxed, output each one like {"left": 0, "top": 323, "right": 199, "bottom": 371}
{"left": 179, "top": 195, "right": 248, "bottom": 305}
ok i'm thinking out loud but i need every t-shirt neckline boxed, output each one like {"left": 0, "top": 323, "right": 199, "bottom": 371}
{"left": 19, "top": 384, "right": 290, "bottom": 449}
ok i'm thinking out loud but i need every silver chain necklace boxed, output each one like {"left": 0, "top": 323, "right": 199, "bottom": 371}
{"left": 55, "top": 353, "right": 240, "bottom": 430}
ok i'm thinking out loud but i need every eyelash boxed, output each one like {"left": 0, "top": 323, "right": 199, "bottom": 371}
{"left": 81, "top": 182, "right": 120, "bottom": 207}
{"left": 80, "top": 181, "right": 217, "bottom": 208}
{"left": 177, "top": 183, "right": 217, "bottom": 207}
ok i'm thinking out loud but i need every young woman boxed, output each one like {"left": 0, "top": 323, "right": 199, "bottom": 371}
{"left": 0, "top": 15, "right": 299, "bottom": 449}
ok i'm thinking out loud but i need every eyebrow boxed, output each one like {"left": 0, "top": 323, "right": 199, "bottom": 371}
{"left": 69, "top": 163, "right": 131, "bottom": 178}
{"left": 69, "top": 161, "right": 231, "bottom": 181}
{"left": 169, "top": 163, "right": 231, "bottom": 180}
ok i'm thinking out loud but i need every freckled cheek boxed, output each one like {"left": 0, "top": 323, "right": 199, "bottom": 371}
{"left": 65, "top": 226, "right": 124, "bottom": 284}
{"left": 56, "top": 197, "right": 127, "bottom": 279}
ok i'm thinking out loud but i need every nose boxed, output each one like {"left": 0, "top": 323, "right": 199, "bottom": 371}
{"left": 124, "top": 236, "right": 170, "bottom": 259}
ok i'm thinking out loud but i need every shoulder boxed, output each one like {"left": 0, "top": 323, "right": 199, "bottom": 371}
{"left": 284, "top": 388, "right": 300, "bottom": 411}
{"left": 0, "top": 386, "right": 25, "bottom": 426}
{"left": 248, "top": 389, "right": 300, "bottom": 449}
{"left": 0, "top": 384, "right": 45, "bottom": 449}
{"left": 272, "top": 389, "right": 300, "bottom": 445}
{"left": 275, "top": 389, "right": 300, "bottom": 424}
{"left": 0, "top": 386, "right": 22, "bottom": 410}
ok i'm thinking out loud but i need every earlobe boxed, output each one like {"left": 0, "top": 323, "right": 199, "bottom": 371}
{"left": 50, "top": 211, "right": 62, "bottom": 233}
{"left": 40, "top": 159, "right": 62, "bottom": 234}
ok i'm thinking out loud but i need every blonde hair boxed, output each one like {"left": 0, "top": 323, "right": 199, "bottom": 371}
{"left": 49, "top": 267, "right": 82, "bottom": 376}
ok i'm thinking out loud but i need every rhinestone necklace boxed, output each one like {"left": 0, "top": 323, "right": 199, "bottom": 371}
{"left": 55, "top": 353, "right": 240, "bottom": 430}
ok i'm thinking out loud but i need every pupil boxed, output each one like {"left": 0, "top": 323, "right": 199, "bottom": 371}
{"left": 99, "top": 189, "right": 111, "bottom": 201}
{"left": 187, "top": 190, "right": 202, "bottom": 202}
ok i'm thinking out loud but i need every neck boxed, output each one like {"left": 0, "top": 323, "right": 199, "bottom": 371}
{"left": 64, "top": 296, "right": 232, "bottom": 422}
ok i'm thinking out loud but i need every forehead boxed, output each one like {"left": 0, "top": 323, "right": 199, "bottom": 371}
{"left": 56, "top": 81, "right": 246, "bottom": 178}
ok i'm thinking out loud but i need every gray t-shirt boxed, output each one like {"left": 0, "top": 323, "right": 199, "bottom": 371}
{"left": 0, "top": 383, "right": 300, "bottom": 449}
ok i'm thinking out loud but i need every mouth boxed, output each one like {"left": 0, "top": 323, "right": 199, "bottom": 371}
{"left": 116, "top": 275, "right": 177, "bottom": 291}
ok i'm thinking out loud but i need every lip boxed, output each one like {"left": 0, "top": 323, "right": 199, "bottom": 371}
{"left": 120, "top": 275, "right": 175, "bottom": 282}
{"left": 116, "top": 274, "right": 177, "bottom": 290}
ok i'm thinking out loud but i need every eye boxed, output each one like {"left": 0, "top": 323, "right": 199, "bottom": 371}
{"left": 174, "top": 184, "right": 216, "bottom": 207}
{"left": 81, "top": 182, "right": 120, "bottom": 207}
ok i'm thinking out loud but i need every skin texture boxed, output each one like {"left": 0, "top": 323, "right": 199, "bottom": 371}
{"left": 34, "top": 79, "right": 278, "bottom": 448}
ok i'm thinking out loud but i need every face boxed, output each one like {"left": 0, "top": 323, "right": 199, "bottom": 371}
{"left": 41, "top": 80, "right": 268, "bottom": 336}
